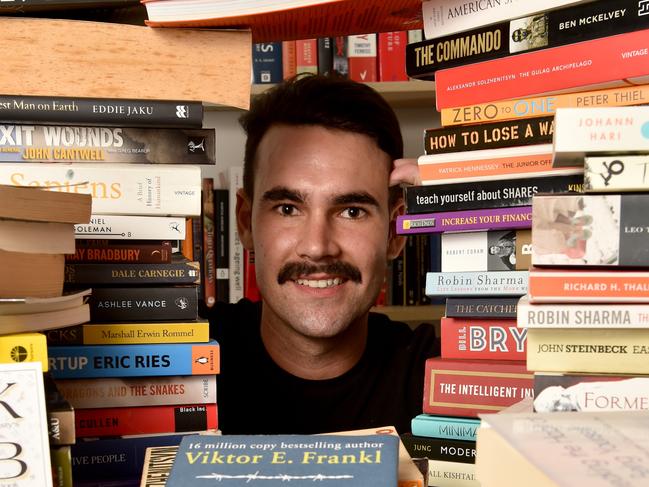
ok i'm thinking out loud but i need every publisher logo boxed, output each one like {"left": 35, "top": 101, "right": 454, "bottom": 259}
{"left": 9, "top": 346, "right": 28, "bottom": 363}
{"left": 261, "top": 71, "right": 272, "bottom": 83}
{"left": 175, "top": 297, "right": 189, "bottom": 310}
{"left": 176, "top": 105, "right": 190, "bottom": 118}
{"left": 187, "top": 137, "right": 206, "bottom": 154}
{"left": 640, "top": 1, "right": 649, "bottom": 16}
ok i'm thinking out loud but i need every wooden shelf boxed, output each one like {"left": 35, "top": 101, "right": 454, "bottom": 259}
{"left": 371, "top": 304, "right": 444, "bottom": 323}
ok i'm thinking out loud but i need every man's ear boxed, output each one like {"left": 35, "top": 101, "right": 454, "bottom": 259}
{"left": 236, "top": 188, "right": 254, "bottom": 250}
{"left": 387, "top": 197, "right": 407, "bottom": 260}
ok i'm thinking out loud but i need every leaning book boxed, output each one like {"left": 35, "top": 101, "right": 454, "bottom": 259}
{"left": 165, "top": 434, "right": 399, "bottom": 487}
{"left": 0, "top": 362, "right": 52, "bottom": 487}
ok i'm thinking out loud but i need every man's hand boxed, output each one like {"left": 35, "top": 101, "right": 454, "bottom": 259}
{"left": 389, "top": 158, "right": 421, "bottom": 187}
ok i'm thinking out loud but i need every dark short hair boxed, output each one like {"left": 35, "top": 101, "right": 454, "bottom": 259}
{"left": 239, "top": 74, "right": 404, "bottom": 203}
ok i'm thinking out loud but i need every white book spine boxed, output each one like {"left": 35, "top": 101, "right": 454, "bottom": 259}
{"left": 229, "top": 166, "right": 244, "bottom": 303}
{"left": 0, "top": 163, "right": 201, "bottom": 216}
{"left": 584, "top": 155, "right": 649, "bottom": 192}
{"left": 74, "top": 215, "right": 186, "bottom": 240}
{"left": 422, "top": 0, "right": 587, "bottom": 39}
{"left": 426, "top": 270, "right": 529, "bottom": 296}
{"left": 417, "top": 144, "right": 553, "bottom": 165}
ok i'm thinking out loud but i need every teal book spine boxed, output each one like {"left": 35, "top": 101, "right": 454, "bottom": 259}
{"left": 410, "top": 414, "right": 480, "bottom": 442}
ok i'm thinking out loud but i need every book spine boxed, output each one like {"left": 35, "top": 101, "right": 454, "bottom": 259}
{"left": 68, "top": 240, "right": 173, "bottom": 263}
{"left": 244, "top": 249, "right": 261, "bottom": 302}
{"left": 141, "top": 444, "right": 178, "bottom": 487}
{"left": 54, "top": 375, "right": 217, "bottom": 409}
{"left": 281, "top": 40, "right": 297, "bottom": 79}
{"left": 64, "top": 260, "right": 200, "bottom": 286}
{"left": 48, "top": 322, "right": 209, "bottom": 346}
{"left": 518, "top": 299, "right": 649, "bottom": 328}
{"left": 401, "top": 434, "right": 476, "bottom": 465}
{"left": 51, "top": 445, "right": 73, "bottom": 487}
{"left": 417, "top": 234, "right": 432, "bottom": 305}
{"left": 229, "top": 167, "right": 244, "bottom": 303}
{"left": 423, "top": 358, "right": 534, "bottom": 416}
{"left": 181, "top": 218, "right": 193, "bottom": 260}
{"left": 333, "top": 36, "right": 349, "bottom": 77}
{"left": 426, "top": 270, "right": 529, "bottom": 297}
{"left": 410, "top": 415, "right": 480, "bottom": 442}
{"left": 434, "top": 28, "right": 649, "bottom": 110}
{"left": 410, "top": 0, "right": 648, "bottom": 79}
{"left": 202, "top": 178, "right": 216, "bottom": 308}
{"left": 317, "top": 37, "right": 334, "bottom": 76}
{"left": 441, "top": 229, "right": 531, "bottom": 272}
{"left": 0, "top": 163, "right": 202, "bottom": 216}
{"left": 532, "top": 193, "right": 649, "bottom": 267}
{"left": 74, "top": 215, "right": 186, "bottom": 240}
{"left": 584, "top": 155, "right": 649, "bottom": 192}
{"left": 440, "top": 83, "right": 649, "bottom": 127}
{"left": 390, "top": 248, "right": 405, "bottom": 306}
{"left": 529, "top": 269, "right": 649, "bottom": 303}
{"left": 296, "top": 39, "right": 318, "bottom": 74}
{"left": 70, "top": 433, "right": 189, "bottom": 482}
{"left": 74, "top": 403, "right": 217, "bottom": 438}
{"left": 85, "top": 286, "right": 198, "bottom": 323}
{"left": 214, "top": 189, "right": 230, "bottom": 303}
{"left": 421, "top": 0, "right": 584, "bottom": 39}
{"left": 0, "top": 125, "right": 215, "bottom": 164}
{"left": 0, "top": 332, "right": 48, "bottom": 371}
{"left": 0, "top": 95, "right": 203, "bottom": 128}
{"left": 378, "top": 31, "right": 408, "bottom": 82}
{"left": 47, "top": 341, "right": 219, "bottom": 379}
{"left": 348, "top": 34, "right": 378, "bottom": 82}
{"left": 526, "top": 328, "right": 649, "bottom": 374}
{"left": 445, "top": 297, "right": 519, "bottom": 319}
{"left": 48, "top": 407, "right": 75, "bottom": 446}
{"left": 423, "top": 117, "right": 554, "bottom": 155}
{"left": 252, "top": 42, "right": 283, "bottom": 83}
{"left": 192, "top": 213, "right": 204, "bottom": 306}
{"left": 441, "top": 317, "right": 527, "bottom": 361}
{"left": 406, "top": 173, "right": 583, "bottom": 213}
{"left": 553, "top": 106, "right": 649, "bottom": 166}
{"left": 426, "top": 459, "right": 478, "bottom": 487}
{"left": 397, "top": 206, "right": 532, "bottom": 235}
{"left": 404, "top": 235, "right": 418, "bottom": 306}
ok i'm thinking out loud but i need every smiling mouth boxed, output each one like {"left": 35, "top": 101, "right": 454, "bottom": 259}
{"left": 295, "top": 277, "right": 344, "bottom": 288}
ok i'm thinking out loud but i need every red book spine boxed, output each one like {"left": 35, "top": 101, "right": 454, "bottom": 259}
{"left": 296, "top": 39, "right": 318, "bottom": 74}
{"left": 282, "top": 40, "right": 297, "bottom": 79}
{"left": 348, "top": 34, "right": 378, "bottom": 82}
{"left": 378, "top": 31, "right": 408, "bottom": 82}
{"left": 435, "top": 28, "right": 649, "bottom": 110}
{"left": 244, "top": 249, "right": 261, "bottom": 302}
{"left": 423, "top": 358, "right": 533, "bottom": 417}
{"left": 441, "top": 317, "right": 526, "bottom": 361}
{"left": 75, "top": 403, "right": 218, "bottom": 437}
{"left": 67, "top": 241, "right": 172, "bottom": 264}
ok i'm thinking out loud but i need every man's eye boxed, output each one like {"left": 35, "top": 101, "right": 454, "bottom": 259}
{"left": 276, "top": 204, "right": 297, "bottom": 216}
{"left": 341, "top": 207, "right": 366, "bottom": 219}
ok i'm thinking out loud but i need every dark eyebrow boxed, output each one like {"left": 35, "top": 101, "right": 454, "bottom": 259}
{"left": 332, "top": 192, "right": 380, "bottom": 208}
{"left": 261, "top": 187, "right": 306, "bottom": 204}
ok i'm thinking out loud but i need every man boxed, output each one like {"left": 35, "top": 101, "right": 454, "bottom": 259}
{"left": 209, "top": 74, "right": 439, "bottom": 435}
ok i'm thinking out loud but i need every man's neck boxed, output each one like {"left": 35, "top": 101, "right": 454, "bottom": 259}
{"left": 259, "top": 307, "right": 369, "bottom": 380}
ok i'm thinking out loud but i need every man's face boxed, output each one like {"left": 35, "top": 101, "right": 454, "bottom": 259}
{"left": 237, "top": 124, "right": 403, "bottom": 339}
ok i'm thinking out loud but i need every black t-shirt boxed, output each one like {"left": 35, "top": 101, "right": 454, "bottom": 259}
{"left": 208, "top": 299, "right": 440, "bottom": 435}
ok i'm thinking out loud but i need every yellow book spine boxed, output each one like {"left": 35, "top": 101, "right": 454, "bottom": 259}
{"left": 82, "top": 321, "right": 210, "bottom": 345}
{"left": 527, "top": 328, "right": 649, "bottom": 374}
{"left": 0, "top": 332, "right": 48, "bottom": 371}
{"left": 440, "top": 84, "right": 649, "bottom": 127}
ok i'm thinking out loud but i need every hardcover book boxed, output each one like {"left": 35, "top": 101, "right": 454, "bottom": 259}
{"left": 401, "top": 433, "right": 476, "bottom": 465}
{"left": 410, "top": 414, "right": 481, "bottom": 442}
{"left": 531, "top": 194, "right": 649, "bottom": 267}
{"left": 64, "top": 258, "right": 200, "bottom": 286}
{"left": 74, "top": 215, "right": 186, "bottom": 240}
{"left": 425, "top": 270, "right": 529, "bottom": 297}
{"left": 445, "top": 297, "right": 519, "bottom": 319}
{"left": 0, "top": 332, "right": 48, "bottom": 371}
{"left": 425, "top": 459, "right": 477, "bottom": 487}
{"left": 252, "top": 42, "right": 283, "bottom": 83}
{"left": 584, "top": 155, "right": 649, "bottom": 192}
{"left": 441, "top": 317, "right": 527, "bottom": 361}
{"left": 0, "top": 362, "right": 52, "bottom": 487}
{"left": 441, "top": 229, "right": 531, "bottom": 272}
{"left": 423, "top": 358, "right": 534, "bottom": 417}
{"left": 165, "top": 434, "right": 399, "bottom": 487}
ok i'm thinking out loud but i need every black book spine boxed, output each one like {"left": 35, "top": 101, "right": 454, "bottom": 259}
{"left": 214, "top": 189, "right": 230, "bottom": 304}
{"left": 332, "top": 36, "right": 349, "bottom": 78}
{"left": 404, "top": 237, "right": 418, "bottom": 306}
{"left": 405, "top": 174, "right": 583, "bottom": 214}
{"left": 407, "top": 0, "right": 648, "bottom": 80}
{"left": 401, "top": 433, "right": 476, "bottom": 465}
{"left": 0, "top": 95, "right": 203, "bottom": 128}
{"left": 389, "top": 251, "right": 404, "bottom": 306}
{"left": 84, "top": 286, "right": 199, "bottom": 322}
{"left": 317, "top": 37, "right": 334, "bottom": 76}
{"left": 444, "top": 297, "right": 519, "bottom": 318}
{"left": 424, "top": 116, "right": 554, "bottom": 154}
{"left": 64, "top": 260, "right": 200, "bottom": 285}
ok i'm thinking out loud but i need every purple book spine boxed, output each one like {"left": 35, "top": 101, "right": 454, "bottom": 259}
{"left": 397, "top": 206, "right": 532, "bottom": 234}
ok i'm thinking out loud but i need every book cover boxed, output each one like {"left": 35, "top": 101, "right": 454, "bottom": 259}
{"left": 410, "top": 414, "right": 480, "bottom": 442}
{"left": 517, "top": 294, "right": 649, "bottom": 328}
{"left": 425, "top": 270, "right": 529, "bottom": 297}
{"left": 0, "top": 183, "right": 91, "bottom": 224}
{"left": 528, "top": 267, "right": 649, "bottom": 303}
{"left": 378, "top": 31, "right": 408, "bottom": 82}
{"left": 74, "top": 215, "right": 186, "bottom": 241}
{"left": 85, "top": 286, "right": 198, "bottom": 322}
{"left": 0, "top": 332, "right": 48, "bottom": 371}
{"left": 74, "top": 403, "right": 217, "bottom": 438}
{"left": 434, "top": 28, "right": 649, "bottom": 110}
{"left": 348, "top": 34, "right": 378, "bottom": 82}
{"left": 532, "top": 194, "right": 649, "bottom": 267}
{"left": 0, "top": 163, "right": 202, "bottom": 217}
{"left": 423, "top": 358, "right": 534, "bottom": 417}
{"left": 405, "top": 172, "right": 583, "bottom": 213}
{"left": 333, "top": 36, "right": 349, "bottom": 77}
{"left": 398, "top": 207, "right": 532, "bottom": 235}
{"left": 423, "top": 117, "right": 555, "bottom": 155}
{"left": 47, "top": 340, "right": 219, "bottom": 379}
{"left": 553, "top": 106, "right": 649, "bottom": 167}
{"left": 54, "top": 375, "right": 217, "bottom": 409}
{"left": 296, "top": 39, "right": 318, "bottom": 75}
{"left": 165, "top": 434, "right": 399, "bottom": 486}
{"left": 441, "top": 229, "right": 531, "bottom": 272}
{"left": 0, "top": 362, "right": 52, "bottom": 487}
{"left": 533, "top": 372, "right": 649, "bottom": 413}
{"left": 441, "top": 317, "right": 527, "bottom": 361}
{"left": 401, "top": 433, "right": 476, "bottom": 465}
{"left": 0, "top": 125, "right": 215, "bottom": 164}
{"left": 425, "top": 458, "right": 477, "bottom": 487}
{"left": 526, "top": 328, "right": 649, "bottom": 374}
{"left": 440, "top": 82, "right": 649, "bottom": 127}
{"left": 584, "top": 155, "right": 649, "bottom": 192}
{"left": 445, "top": 297, "right": 519, "bottom": 319}
{"left": 252, "top": 42, "right": 283, "bottom": 84}
{"left": 64, "top": 258, "right": 200, "bottom": 286}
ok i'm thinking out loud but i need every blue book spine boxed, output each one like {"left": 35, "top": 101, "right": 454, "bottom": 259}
{"left": 48, "top": 340, "right": 219, "bottom": 379}
{"left": 252, "top": 42, "right": 283, "bottom": 84}
{"left": 411, "top": 414, "right": 480, "bottom": 442}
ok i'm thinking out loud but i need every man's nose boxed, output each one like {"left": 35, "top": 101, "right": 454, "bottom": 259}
{"left": 295, "top": 212, "right": 342, "bottom": 262}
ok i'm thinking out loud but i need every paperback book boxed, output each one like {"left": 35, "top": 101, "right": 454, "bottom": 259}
{"left": 397, "top": 207, "right": 532, "bottom": 235}
{"left": 74, "top": 215, "right": 186, "bottom": 240}
{"left": 441, "top": 317, "right": 527, "bottom": 361}
{"left": 584, "top": 155, "right": 649, "bottom": 192}
{"left": 441, "top": 229, "right": 531, "bottom": 272}
{"left": 426, "top": 270, "right": 529, "bottom": 297}
{"left": 410, "top": 414, "right": 480, "bottom": 442}
{"left": 445, "top": 297, "right": 519, "bottom": 319}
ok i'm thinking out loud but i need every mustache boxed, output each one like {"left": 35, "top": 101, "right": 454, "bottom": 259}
{"left": 277, "top": 261, "right": 362, "bottom": 284}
